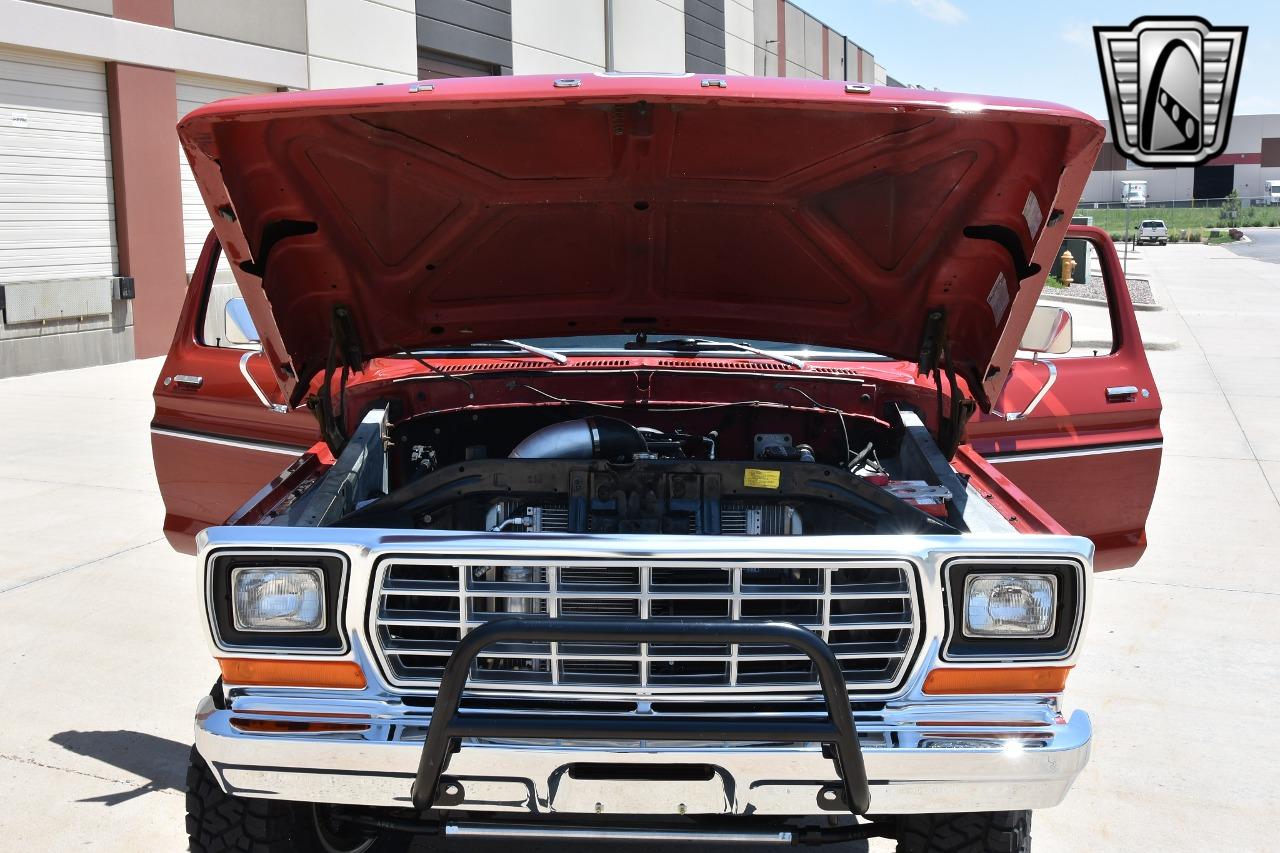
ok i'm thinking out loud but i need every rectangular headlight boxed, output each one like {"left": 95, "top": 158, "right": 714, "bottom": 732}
{"left": 963, "top": 573, "right": 1056, "bottom": 637}
{"left": 232, "top": 567, "right": 326, "bottom": 632}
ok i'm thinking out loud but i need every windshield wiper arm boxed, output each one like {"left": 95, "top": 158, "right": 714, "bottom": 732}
{"left": 498, "top": 339, "right": 569, "bottom": 364}
{"left": 632, "top": 338, "right": 806, "bottom": 369}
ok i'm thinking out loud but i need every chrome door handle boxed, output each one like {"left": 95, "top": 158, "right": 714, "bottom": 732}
{"left": 173, "top": 374, "right": 203, "bottom": 389}
{"left": 1106, "top": 385, "right": 1139, "bottom": 402}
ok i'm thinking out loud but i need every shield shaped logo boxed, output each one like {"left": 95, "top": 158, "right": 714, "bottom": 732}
{"left": 1094, "top": 17, "right": 1247, "bottom": 167}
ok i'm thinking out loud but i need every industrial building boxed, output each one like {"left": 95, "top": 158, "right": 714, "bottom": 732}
{"left": 0, "top": 0, "right": 897, "bottom": 378}
{"left": 1083, "top": 114, "right": 1280, "bottom": 206}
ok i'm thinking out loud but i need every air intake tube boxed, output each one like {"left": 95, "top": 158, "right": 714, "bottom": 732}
{"left": 509, "top": 417, "right": 647, "bottom": 463}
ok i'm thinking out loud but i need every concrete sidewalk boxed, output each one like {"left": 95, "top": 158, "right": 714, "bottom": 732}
{"left": 0, "top": 358, "right": 211, "bottom": 850}
{"left": 0, "top": 244, "right": 1277, "bottom": 850}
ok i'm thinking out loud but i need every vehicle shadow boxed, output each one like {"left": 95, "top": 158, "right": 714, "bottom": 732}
{"left": 48, "top": 730, "right": 875, "bottom": 851}
{"left": 49, "top": 729, "right": 188, "bottom": 806}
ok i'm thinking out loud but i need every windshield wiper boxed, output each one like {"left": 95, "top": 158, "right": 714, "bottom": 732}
{"left": 498, "top": 339, "right": 569, "bottom": 364}
{"left": 406, "top": 339, "right": 570, "bottom": 363}
{"left": 627, "top": 337, "right": 805, "bottom": 369}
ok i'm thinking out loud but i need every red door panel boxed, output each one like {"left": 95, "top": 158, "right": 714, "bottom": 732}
{"left": 967, "top": 226, "right": 1162, "bottom": 569}
{"left": 151, "top": 230, "right": 318, "bottom": 553}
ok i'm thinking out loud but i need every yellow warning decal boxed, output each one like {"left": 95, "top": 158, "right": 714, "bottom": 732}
{"left": 743, "top": 468, "right": 781, "bottom": 489}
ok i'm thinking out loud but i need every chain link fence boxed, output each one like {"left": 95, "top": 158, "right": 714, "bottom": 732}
{"left": 1078, "top": 195, "right": 1279, "bottom": 210}
{"left": 1073, "top": 197, "right": 1280, "bottom": 240}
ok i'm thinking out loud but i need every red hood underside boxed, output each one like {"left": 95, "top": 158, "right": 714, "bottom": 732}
{"left": 177, "top": 75, "right": 1103, "bottom": 407}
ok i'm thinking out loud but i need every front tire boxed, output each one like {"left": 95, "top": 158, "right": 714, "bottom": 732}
{"left": 895, "top": 811, "right": 1031, "bottom": 853}
{"left": 186, "top": 747, "right": 411, "bottom": 853}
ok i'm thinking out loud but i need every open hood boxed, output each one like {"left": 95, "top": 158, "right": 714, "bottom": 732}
{"left": 178, "top": 75, "right": 1103, "bottom": 409}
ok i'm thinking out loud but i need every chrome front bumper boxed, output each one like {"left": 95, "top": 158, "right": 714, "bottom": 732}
{"left": 194, "top": 696, "right": 1091, "bottom": 816}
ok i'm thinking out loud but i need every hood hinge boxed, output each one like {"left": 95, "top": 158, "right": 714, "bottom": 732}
{"left": 917, "top": 308, "right": 976, "bottom": 459}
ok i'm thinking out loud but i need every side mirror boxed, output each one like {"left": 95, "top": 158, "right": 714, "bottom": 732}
{"left": 1020, "top": 305, "right": 1072, "bottom": 355}
{"left": 224, "top": 297, "right": 260, "bottom": 346}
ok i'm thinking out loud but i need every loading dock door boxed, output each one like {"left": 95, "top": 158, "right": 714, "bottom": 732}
{"left": 1193, "top": 164, "right": 1234, "bottom": 199}
{"left": 0, "top": 47, "right": 116, "bottom": 284}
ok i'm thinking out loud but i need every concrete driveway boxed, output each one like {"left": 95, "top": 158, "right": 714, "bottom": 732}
{"left": 1226, "top": 227, "right": 1280, "bottom": 264}
{"left": 0, "top": 243, "right": 1277, "bottom": 851}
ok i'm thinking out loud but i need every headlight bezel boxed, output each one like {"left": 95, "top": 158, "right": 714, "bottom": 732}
{"left": 942, "top": 558, "right": 1084, "bottom": 661}
{"left": 206, "top": 549, "right": 349, "bottom": 654}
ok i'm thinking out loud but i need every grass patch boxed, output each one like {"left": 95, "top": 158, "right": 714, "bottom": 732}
{"left": 1076, "top": 206, "right": 1280, "bottom": 233}
{"left": 1045, "top": 274, "right": 1067, "bottom": 289}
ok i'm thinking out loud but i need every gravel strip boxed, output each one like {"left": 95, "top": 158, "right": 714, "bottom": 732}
{"left": 1051, "top": 275, "right": 1155, "bottom": 305}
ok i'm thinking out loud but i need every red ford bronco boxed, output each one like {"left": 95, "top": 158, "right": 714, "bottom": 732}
{"left": 153, "top": 75, "right": 1162, "bottom": 852}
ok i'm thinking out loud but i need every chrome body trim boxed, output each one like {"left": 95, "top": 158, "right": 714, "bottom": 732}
{"left": 368, "top": 556, "right": 922, "bottom": 695}
{"left": 444, "top": 824, "right": 793, "bottom": 843}
{"left": 150, "top": 427, "right": 306, "bottom": 456}
{"left": 991, "top": 360, "right": 1057, "bottom": 422}
{"left": 238, "top": 350, "right": 289, "bottom": 414}
{"left": 195, "top": 527, "right": 1095, "bottom": 815}
{"left": 984, "top": 441, "right": 1163, "bottom": 465}
{"left": 194, "top": 693, "right": 1092, "bottom": 815}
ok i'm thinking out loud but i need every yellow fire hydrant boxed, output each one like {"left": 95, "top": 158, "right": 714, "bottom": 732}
{"left": 1060, "top": 249, "right": 1076, "bottom": 283}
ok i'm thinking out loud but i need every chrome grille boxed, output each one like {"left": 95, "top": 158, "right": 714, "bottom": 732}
{"left": 372, "top": 558, "right": 920, "bottom": 695}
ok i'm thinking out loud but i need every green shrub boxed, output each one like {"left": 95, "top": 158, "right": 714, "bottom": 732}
{"left": 1045, "top": 274, "right": 1066, "bottom": 288}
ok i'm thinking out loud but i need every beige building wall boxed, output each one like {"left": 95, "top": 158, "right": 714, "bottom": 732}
{"left": 612, "top": 0, "right": 685, "bottom": 73}
{"left": 0, "top": 0, "right": 308, "bottom": 87}
{"left": 724, "top": 0, "right": 754, "bottom": 75}
{"left": 304, "top": 0, "right": 417, "bottom": 88}
{"left": 800, "top": 12, "right": 822, "bottom": 78}
{"left": 511, "top": 0, "right": 606, "bottom": 73}
{"left": 782, "top": 2, "right": 804, "bottom": 78}
{"left": 752, "top": 0, "right": 778, "bottom": 75}
{"left": 826, "top": 27, "right": 843, "bottom": 79}
{"left": 174, "top": 0, "right": 308, "bottom": 54}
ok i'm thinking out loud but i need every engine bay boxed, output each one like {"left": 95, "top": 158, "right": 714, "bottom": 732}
{"left": 334, "top": 404, "right": 960, "bottom": 537}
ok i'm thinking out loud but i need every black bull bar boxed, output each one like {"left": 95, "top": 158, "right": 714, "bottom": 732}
{"left": 410, "top": 619, "right": 872, "bottom": 815}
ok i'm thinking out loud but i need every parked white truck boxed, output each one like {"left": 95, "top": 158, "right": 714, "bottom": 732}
{"left": 1137, "top": 219, "right": 1169, "bottom": 246}
{"left": 1121, "top": 180, "right": 1147, "bottom": 207}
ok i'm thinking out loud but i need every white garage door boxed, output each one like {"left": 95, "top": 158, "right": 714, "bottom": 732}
{"left": 177, "top": 74, "right": 274, "bottom": 275}
{"left": 0, "top": 47, "right": 115, "bottom": 283}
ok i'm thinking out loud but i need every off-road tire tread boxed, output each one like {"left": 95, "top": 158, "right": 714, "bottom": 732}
{"left": 186, "top": 746, "right": 413, "bottom": 853}
{"left": 895, "top": 810, "right": 1031, "bottom": 853}
{"left": 187, "top": 747, "right": 306, "bottom": 853}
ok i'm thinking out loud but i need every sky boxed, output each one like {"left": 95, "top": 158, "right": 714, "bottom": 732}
{"left": 794, "top": 1, "right": 1280, "bottom": 119}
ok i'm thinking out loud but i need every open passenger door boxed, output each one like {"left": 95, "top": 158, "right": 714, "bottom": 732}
{"left": 967, "top": 225, "right": 1162, "bottom": 569}
{"left": 151, "top": 230, "right": 319, "bottom": 553}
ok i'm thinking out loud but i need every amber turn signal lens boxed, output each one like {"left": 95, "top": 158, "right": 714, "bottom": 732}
{"left": 217, "top": 658, "right": 366, "bottom": 689}
{"left": 923, "top": 667, "right": 1070, "bottom": 695}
